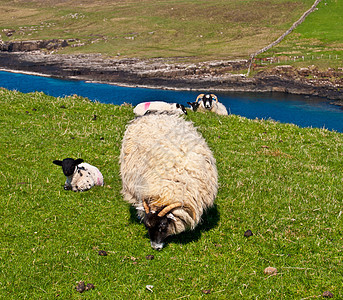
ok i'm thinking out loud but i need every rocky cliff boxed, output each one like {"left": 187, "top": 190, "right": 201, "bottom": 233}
{"left": 0, "top": 39, "right": 71, "bottom": 52}
{"left": 0, "top": 51, "right": 342, "bottom": 102}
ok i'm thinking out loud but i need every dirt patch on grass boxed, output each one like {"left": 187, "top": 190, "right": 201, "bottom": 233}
{"left": 0, "top": 5, "right": 40, "bottom": 19}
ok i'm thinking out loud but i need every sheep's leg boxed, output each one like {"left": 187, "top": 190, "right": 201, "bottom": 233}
{"left": 72, "top": 174, "right": 95, "bottom": 192}
{"left": 64, "top": 180, "right": 72, "bottom": 190}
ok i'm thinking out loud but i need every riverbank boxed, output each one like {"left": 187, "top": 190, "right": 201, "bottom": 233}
{"left": 0, "top": 51, "right": 343, "bottom": 102}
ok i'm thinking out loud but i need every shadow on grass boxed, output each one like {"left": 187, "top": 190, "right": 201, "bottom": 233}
{"left": 129, "top": 204, "right": 220, "bottom": 248}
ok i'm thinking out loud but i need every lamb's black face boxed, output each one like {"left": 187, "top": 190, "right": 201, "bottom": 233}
{"left": 143, "top": 212, "right": 173, "bottom": 250}
{"left": 53, "top": 158, "right": 84, "bottom": 176}
{"left": 203, "top": 94, "right": 213, "bottom": 110}
{"left": 187, "top": 102, "right": 200, "bottom": 112}
{"left": 61, "top": 158, "right": 78, "bottom": 176}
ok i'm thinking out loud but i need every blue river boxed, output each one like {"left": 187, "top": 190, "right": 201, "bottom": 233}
{"left": 1, "top": 70, "right": 343, "bottom": 132}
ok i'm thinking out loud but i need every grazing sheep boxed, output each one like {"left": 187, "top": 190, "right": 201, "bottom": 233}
{"left": 133, "top": 101, "right": 187, "bottom": 116}
{"left": 119, "top": 112, "right": 218, "bottom": 250}
{"left": 188, "top": 93, "right": 228, "bottom": 115}
{"left": 53, "top": 158, "right": 104, "bottom": 192}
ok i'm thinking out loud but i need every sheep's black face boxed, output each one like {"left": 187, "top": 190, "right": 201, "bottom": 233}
{"left": 53, "top": 158, "right": 84, "bottom": 176}
{"left": 61, "top": 159, "right": 78, "bottom": 176}
{"left": 187, "top": 102, "right": 200, "bottom": 112}
{"left": 143, "top": 212, "right": 172, "bottom": 250}
{"left": 203, "top": 94, "right": 213, "bottom": 110}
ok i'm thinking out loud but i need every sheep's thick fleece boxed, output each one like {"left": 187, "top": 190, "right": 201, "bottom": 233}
{"left": 66, "top": 163, "right": 104, "bottom": 192}
{"left": 133, "top": 101, "right": 184, "bottom": 116}
{"left": 198, "top": 101, "right": 228, "bottom": 115}
{"left": 120, "top": 113, "right": 218, "bottom": 235}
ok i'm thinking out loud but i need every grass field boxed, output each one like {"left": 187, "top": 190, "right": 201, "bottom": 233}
{"left": 264, "top": 0, "right": 343, "bottom": 69}
{"left": 0, "top": 0, "right": 318, "bottom": 61}
{"left": 1, "top": 88, "right": 342, "bottom": 298}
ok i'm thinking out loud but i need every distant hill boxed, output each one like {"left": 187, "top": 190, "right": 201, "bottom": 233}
{"left": 2, "top": 0, "right": 336, "bottom": 62}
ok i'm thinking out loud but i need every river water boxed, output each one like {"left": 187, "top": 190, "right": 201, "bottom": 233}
{"left": 1, "top": 70, "right": 343, "bottom": 132}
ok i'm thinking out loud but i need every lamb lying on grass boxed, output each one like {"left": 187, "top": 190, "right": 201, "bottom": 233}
{"left": 133, "top": 101, "right": 187, "bottom": 116}
{"left": 53, "top": 158, "right": 104, "bottom": 192}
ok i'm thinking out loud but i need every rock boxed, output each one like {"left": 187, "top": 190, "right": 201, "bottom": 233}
{"left": 322, "top": 291, "right": 334, "bottom": 298}
{"left": 86, "top": 283, "right": 95, "bottom": 291}
{"left": 76, "top": 281, "right": 86, "bottom": 293}
{"left": 98, "top": 250, "right": 107, "bottom": 256}
{"left": 0, "top": 39, "right": 69, "bottom": 52}
{"left": 2, "top": 29, "right": 15, "bottom": 37}
{"left": 76, "top": 281, "right": 95, "bottom": 293}
{"left": 263, "top": 267, "right": 277, "bottom": 275}
{"left": 244, "top": 229, "right": 253, "bottom": 237}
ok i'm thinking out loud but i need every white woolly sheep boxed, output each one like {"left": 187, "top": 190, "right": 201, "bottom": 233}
{"left": 188, "top": 93, "right": 228, "bottom": 115}
{"left": 119, "top": 112, "right": 218, "bottom": 250}
{"left": 133, "top": 101, "right": 187, "bottom": 116}
{"left": 53, "top": 158, "right": 104, "bottom": 192}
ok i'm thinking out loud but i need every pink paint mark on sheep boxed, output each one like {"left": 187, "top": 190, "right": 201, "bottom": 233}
{"left": 96, "top": 169, "right": 104, "bottom": 186}
{"left": 144, "top": 102, "right": 151, "bottom": 111}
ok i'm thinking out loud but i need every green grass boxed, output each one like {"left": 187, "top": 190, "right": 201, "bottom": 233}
{"left": 0, "top": 0, "right": 342, "bottom": 70}
{"left": 260, "top": 0, "right": 343, "bottom": 69}
{"left": 1, "top": 88, "right": 342, "bottom": 298}
{"left": 0, "top": 0, "right": 314, "bottom": 61}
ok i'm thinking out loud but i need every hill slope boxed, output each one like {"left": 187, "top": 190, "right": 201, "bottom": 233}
{"left": 1, "top": 88, "right": 342, "bottom": 298}
{"left": 0, "top": 0, "right": 321, "bottom": 61}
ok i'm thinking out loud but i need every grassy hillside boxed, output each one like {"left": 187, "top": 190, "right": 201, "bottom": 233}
{"left": 0, "top": 0, "right": 317, "bottom": 61}
{"left": 1, "top": 88, "right": 342, "bottom": 298}
{"left": 264, "top": 0, "right": 343, "bottom": 69}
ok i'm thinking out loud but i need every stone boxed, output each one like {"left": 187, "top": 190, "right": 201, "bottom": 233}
{"left": 264, "top": 267, "right": 277, "bottom": 275}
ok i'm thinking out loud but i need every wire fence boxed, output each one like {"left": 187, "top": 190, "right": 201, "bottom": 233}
{"left": 255, "top": 54, "right": 341, "bottom": 65}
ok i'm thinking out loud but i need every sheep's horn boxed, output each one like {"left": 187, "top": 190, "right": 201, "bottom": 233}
{"left": 143, "top": 199, "right": 150, "bottom": 214}
{"left": 195, "top": 94, "right": 204, "bottom": 103}
{"left": 211, "top": 94, "right": 218, "bottom": 103}
{"left": 158, "top": 203, "right": 182, "bottom": 217}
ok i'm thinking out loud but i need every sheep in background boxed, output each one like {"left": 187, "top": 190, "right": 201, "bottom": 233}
{"left": 133, "top": 101, "right": 187, "bottom": 116}
{"left": 120, "top": 112, "right": 218, "bottom": 250}
{"left": 188, "top": 93, "right": 228, "bottom": 115}
{"left": 53, "top": 158, "right": 104, "bottom": 192}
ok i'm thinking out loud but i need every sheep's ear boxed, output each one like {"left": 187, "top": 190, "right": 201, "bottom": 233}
{"left": 180, "top": 104, "right": 187, "bottom": 115}
{"left": 75, "top": 159, "right": 84, "bottom": 165}
{"left": 53, "top": 160, "right": 62, "bottom": 166}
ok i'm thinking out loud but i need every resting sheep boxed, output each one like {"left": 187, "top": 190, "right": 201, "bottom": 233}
{"left": 188, "top": 93, "right": 228, "bottom": 115}
{"left": 53, "top": 158, "right": 104, "bottom": 192}
{"left": 119, "top": 112, "right": 218, "bottom": 250}
{"left": 133, "top": 101, "right": 187, "bottom": 116}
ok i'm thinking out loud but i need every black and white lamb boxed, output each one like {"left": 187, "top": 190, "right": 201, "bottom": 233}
{"left": 119, "top": 112, "right": 218, "bottom": 250}
{"left": 188, "top": 93, "right": 228, "bottom": 115}
{"left": 133, "top": 101, "right": 187, "bottom": 116}
{"left": 53, "top": 158, "right": 104, "bottom": 192}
